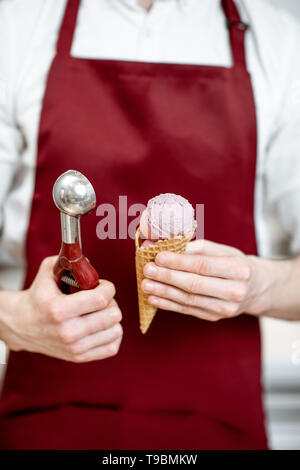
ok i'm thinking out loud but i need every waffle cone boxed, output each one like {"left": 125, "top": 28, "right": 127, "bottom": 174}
{"left": 135, "top": 224, "right": 196, "bottom": 334}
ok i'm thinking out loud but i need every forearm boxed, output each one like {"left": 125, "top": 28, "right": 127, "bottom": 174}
{"left": 247, "top": 255, "right": 300, "bottom": 321}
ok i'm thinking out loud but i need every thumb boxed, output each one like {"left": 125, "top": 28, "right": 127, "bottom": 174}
{"left": 186, "top": 239, "right": 243, "bottom": 257}
{"left": 38, "top": 255, "right": 59, "bottom": 276}
{"left": 32, "top": 256, "right": 62, "bottom": 295}
{"left": 185, "top": 239, "right": 206, "bottom": 254}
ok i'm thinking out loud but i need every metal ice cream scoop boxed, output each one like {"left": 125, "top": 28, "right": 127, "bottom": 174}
{"left": 53, "top": 170, "right": 99, "bottom": 292}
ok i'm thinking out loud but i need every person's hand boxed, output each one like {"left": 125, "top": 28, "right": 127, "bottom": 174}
{"left": 141, "top": 239, "right": 273, "bottom": 321}
{"left": 0, "top": 256, "right": 123, "bottom": 362}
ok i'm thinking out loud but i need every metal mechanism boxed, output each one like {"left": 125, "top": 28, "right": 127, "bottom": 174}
{"left": 226, "top": 19, "right": 249, "bottom": 31}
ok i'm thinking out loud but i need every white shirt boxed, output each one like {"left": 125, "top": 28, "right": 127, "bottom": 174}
{"left": 0, "top": 0, "right": 300, "bottom": 291}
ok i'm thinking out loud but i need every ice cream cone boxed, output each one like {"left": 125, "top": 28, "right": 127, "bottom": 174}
{"left": 135, "top": 223, "right": 196, "bottom": 334}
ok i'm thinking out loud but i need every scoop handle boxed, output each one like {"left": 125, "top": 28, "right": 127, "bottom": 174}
{"left": 53, "top": 240, "right": 99, "bottom": 293}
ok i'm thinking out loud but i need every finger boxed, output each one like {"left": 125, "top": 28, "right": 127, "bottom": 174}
{"left": 50, "top": 280, "right": 116, "bottom": 322}
{"left": 67, "top": 323, "right": 123, "bottom": 355}
{"left": 186, "top": 239, "right": 243, "bottom": 257}
{"left": 73, "top": 336, "right": 122, "bottom": 363}
{"left": 147, "top": 295, "right": 222, "bottom": 321}
{"left": 144, "top": 263, "right": 247, "bottom": 301}
{"left": 142, "top": 279, "right": 239, "bottom": 316}
{"left": 57, "top": 300, "right": 122, "bottom": 343}
{"left": 38, "top": 256, "right": 60, "bottom": 275}
{"left": 155, "top": 252, "right": 250, "bottom": 280}
{"left": 33, "top": 256, "right": 62, "bottom": 296}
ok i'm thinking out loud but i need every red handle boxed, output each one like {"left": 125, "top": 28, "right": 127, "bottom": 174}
{"left": 53, "top": 239, "right": 99, "bottom": 292}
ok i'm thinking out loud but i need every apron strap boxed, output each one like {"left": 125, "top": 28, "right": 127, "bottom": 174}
{"left": 56, "top": 0, "right": 248, "bottom": 69}
{"left": 56, "top": 0, "right": 81, "bottom": 57}
{"left": 221, "top": 0, "right": 249, "bottom": 69}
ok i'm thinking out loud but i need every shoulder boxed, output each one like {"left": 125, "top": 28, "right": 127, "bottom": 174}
{"left": 0, "top": 0, "right": 66, "bottom": 44}
{"left": 0, "top": 0, "right": 66, "bottom": 93}
{"left": 240, "top": 0, "right": 300, "bottom": 123}
{"left": 239, "top": 0, "right": 300, "bottom": 69}
{"left": 239, "top": 0, "right": 299, "bottom": 30}
{"left": 0, "top": 0, "right": 56, "bottom": 42}
{"left": 0, "top": 0, "right": 65, "bottom": 21}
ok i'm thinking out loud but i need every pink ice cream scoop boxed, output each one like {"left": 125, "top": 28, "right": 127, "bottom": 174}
{"left": 140, "top": 193, "right": 194, "bottom": 243}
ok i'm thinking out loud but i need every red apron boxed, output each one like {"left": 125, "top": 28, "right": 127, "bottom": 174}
{"left": 0, "top": 0, "right": 268, "bottom": 449}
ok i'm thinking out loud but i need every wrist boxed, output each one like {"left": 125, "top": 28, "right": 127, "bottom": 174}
{"left": 246, "top": 255, "right": 279, "bottom": 317}
{"left": 0, "top": 289, "right": 25, "bottom": 346}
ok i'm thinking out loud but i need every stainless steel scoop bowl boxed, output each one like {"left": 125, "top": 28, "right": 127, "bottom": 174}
{"left": 53, "top": 169, "right": 96, "bottom": 217}
{"left": 53, "top": 169, "right": 96, "bottom": 246}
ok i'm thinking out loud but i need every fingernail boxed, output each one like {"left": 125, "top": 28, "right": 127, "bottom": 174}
{"left": 149, "top": 296, "right": 159, "bottom": 305}
{"left": 143, "top": 281, "right": 154, "bottom": 293}
{"left": 157, "top": 253, "right": 167, "bottom": 265}
{"left": 145, "top": 264, "right": 157, "bottom": 277}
